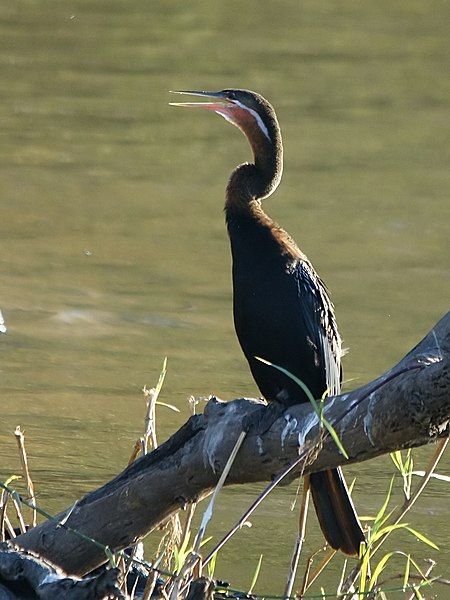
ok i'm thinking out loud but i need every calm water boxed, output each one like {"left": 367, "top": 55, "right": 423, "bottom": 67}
{"left": 1, "top": 0, "right": 449, "bottom": 593}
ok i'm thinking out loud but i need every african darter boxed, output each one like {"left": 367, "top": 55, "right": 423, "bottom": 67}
{"left": 171, "top": 89, "right": 364, "bottom": 556}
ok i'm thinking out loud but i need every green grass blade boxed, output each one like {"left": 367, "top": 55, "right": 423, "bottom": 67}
{"left": 155, "top": 401, "right": 180, "bottom": 412}
{"left": 404, "top": 449, "right": 413, "bottom": 473}
{"left": 154, "top": 357, "right": 167, "bottom": 396}
{"left": 390, "top": 451, "right": 403, "bottom": 472}
{"left": 248, "top": 554, "right": 263, "bottom": 595}
{"left": 359, "top": 548, "right": 369, "bottom": 594}
{"left": 373, "top": 476, "right": 395, "bottom": 533}
{"left": 371, "top": 522, "right": 410, "bottom": 543}
{"left": 200, "top": 535, "right": 213, "bottom": 548}
{"left": 403, "top": 554, "right": 411, "bottom": 591}
{"left": 255, "top": 357, "right": 317, "bottom": 407}
{"left": 206, "top": 552, "right": 217, "bottom": 579}
{"left": 404, "top": 526, "right": 439, "bottom": 550}
{"left": 255, "top": 357, "right": 349, "bottom": 458}
{"left": 4, "top": 475, "right": 21, "bottom": 486}
{"left": 405, "top": 554, "right": 433, "bottom": 584}
{"left": 322, "top": 418, "right": 349, "bottom": 459}
{"left": 369, "top": 551, "right": 395, "bottom": 589}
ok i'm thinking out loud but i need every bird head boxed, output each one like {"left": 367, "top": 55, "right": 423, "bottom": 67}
{"left": 170, "top": 89, "right": 279, "bottom": 148}
{"left": 170, "top": 89, "right": 283, "bottom": 201}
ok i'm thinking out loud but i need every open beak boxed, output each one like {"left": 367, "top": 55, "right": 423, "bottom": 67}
{"left": 169, "top": 90, "right": 233, "bottom": 112}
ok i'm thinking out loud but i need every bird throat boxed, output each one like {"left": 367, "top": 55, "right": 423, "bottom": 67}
{"left": 225, "top": 153, "right": 282, "bottom": 214}
{"left": 224, "top": 102, "right": 283, "bottom": 213}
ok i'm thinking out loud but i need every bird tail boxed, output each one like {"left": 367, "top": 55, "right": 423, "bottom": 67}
{"left": 309, "top": 467, "right": 365, "bottom": 556}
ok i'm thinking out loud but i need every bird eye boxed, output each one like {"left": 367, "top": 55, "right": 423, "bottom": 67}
{"left": 227, "top": 91, "right": 236, "bottom": 100}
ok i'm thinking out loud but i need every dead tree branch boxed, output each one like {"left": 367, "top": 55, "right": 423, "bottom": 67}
{"left": 7, "top": 312, "right": 450, "bottom": 577}
{"left": 0, "top": 546, "right": 123, "bottom": 600}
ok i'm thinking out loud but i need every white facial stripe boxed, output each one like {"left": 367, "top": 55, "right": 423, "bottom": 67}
{"left": 233, "top": 100, "right": 272, "bottom": 142}
{"left": 217, "top": 110, "right": 236, "bottom": 127}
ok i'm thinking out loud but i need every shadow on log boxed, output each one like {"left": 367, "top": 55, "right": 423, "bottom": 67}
{"left": 4, "top": 313, "right": 450, "bottom": 578}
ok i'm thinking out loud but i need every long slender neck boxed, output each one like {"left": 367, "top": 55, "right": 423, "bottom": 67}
{"left": 225, "top": 121, "right": 283, "bottom": 214}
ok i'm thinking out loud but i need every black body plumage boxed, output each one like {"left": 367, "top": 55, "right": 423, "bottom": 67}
{"left": 226, "top": 197, "right": 363, "bottom": 556}
{"left": 227, "top": 208, "right": 340, "bottom": 407}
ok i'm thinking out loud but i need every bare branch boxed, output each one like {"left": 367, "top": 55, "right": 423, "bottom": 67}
{"left": 6, "top": 312, "right": 449, "bottom": 577}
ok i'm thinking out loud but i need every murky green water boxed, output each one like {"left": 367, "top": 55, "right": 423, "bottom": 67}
{"left": 1, "top": 0, "right": 449, "bottom": 594}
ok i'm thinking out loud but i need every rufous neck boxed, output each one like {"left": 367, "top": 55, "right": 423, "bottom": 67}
{"left": 225, "top": 133, "right": 283, "bottom": 213}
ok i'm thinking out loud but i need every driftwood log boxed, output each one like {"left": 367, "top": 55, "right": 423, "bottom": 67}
{"left": 0, "top": 546, "right": 123, "bottom": 600}
{"left": 6, "top": 312, "right": 450, "bottom": 577}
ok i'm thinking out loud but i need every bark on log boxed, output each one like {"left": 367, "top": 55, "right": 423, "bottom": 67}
{"left": 0, "top": 547, "right": 123, "bottom": 600}
{"left": 8, "top": 313, "right": 450, "bottom": 577}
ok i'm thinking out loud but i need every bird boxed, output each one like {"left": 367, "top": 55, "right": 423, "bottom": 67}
{"left": 171, "top": 89, "right": 364, "bottom": 556}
